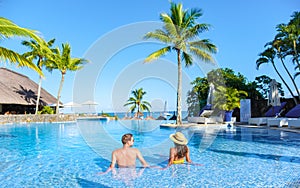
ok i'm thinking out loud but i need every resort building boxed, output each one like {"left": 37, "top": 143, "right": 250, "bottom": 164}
{"left": 0, "top": 68, "right": 57, "bottom": 114}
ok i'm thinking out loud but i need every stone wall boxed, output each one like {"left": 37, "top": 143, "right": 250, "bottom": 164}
{"left": 0, "top": 114, "right": 78, "bottom": 124}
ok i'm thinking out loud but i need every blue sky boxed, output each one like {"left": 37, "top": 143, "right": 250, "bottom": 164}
{"left": 1, "top": 0, "right": 299, "bottom": 113}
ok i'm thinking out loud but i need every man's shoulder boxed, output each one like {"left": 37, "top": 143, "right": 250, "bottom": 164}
{"left": 112, "top": 148, "right": 122, "bottom": 153}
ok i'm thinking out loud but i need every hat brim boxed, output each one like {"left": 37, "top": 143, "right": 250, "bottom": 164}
{"left": 169, "top": 134, "right": 188, "bottom": 145}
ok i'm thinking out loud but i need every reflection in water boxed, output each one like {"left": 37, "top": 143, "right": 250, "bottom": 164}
{"left": 111, "top": 167, "right": 145, "bottom": 187}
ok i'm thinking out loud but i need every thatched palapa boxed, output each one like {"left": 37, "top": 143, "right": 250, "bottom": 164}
{"left": 0, "top": 68, "right": 57, "bottom": 114}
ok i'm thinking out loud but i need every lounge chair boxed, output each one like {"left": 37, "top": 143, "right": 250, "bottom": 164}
{"left": 188, "top": 105, "right": 224, "bottom": 124}
{"left": 248, "top": 102, "right": 287, "bottom": 126}
{"left": 267, "top": 104, "right": 300, "bottom": 127}
{"left": 288, "top": 119, "right": 300, "bottom": 128}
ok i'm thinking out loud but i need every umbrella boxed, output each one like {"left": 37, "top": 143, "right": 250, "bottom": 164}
{"left": 47, "top": 103, "right": 63, "bottom": 107}
{"left": 268, "top": 79, "right": 281, "bottom": 106}
{"left": 81, "top": 100, "right": 99, "bottom": 107}
{"left": 63, "top": 101, "right": 81, "bottom": 111}
{"left": 64, "top": 101, "right": 81, "bottom": 107}
{"left": 207, "top": 83, "right": 215, "bottom": 105}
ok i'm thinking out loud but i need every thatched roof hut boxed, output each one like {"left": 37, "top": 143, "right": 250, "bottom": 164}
{"left": 0, "top": 68, "right": 57, "bottom": 114}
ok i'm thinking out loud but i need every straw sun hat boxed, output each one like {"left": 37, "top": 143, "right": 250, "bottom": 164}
{"left": 169, "top": 132, "right": 188, "bottom": 145}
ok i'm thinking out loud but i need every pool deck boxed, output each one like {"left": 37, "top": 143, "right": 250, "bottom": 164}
{"left": 160, "top": 122, "right": 300, "bottom": 134}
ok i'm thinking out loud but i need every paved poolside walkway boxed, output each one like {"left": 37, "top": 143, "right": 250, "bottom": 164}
{"left": 161, "top": 122, "right": 300, "bottom": 134}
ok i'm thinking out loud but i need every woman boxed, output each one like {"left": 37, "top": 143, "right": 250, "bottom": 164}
{"left": 168, "top": 132, "right": 192, "bottom": 166}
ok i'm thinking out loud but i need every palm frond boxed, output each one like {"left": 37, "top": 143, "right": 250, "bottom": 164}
{"left": 0, "top": 47, "right": 42, "bottom": 75}
{"left": 189, "top": 46, "right": 215, "bottom": 64}
{"left": 144, "top": 29, "right": 172, "bottom": 43}
{"left": 0, "top": 18, "right": 42, "bottom": 42}
{"left": 160, "top": 14, "right": 178, "bottom": 36}
{"left": 184, "top": 23, "right": 210, "bottom": 39}
{"left": 256, "top": 57, "right": 269, "bottom": 70}
{"left": 294, "top": 71, "right": 300, "bottom": 79}
{"left": 144, "top": 46, "right": 171, "bottom": 62}
{"left": 182, "top": 51, "right": 193, "bottom": 67}
{"left": 183, "top": 8, "right": 203, "bottom": 28}
{"left": 189, "top": 39, "right": 217, "bottom": 54}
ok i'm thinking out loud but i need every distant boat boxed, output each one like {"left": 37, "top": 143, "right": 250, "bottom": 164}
{"left": 163, "top": 101, "right": 172, "bottom": 118}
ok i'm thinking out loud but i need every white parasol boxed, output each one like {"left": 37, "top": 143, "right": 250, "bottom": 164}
{"left": 268, "top": 79, "right": 281, "bottom": 106}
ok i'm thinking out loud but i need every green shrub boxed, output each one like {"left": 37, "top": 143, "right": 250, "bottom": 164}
{"left": 38, "top": 106, "right": 54, "bottom": 114}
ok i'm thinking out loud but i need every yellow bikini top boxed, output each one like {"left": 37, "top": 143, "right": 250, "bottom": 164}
{"left": 172, "top": 159, "right": 184, "bottom": 164}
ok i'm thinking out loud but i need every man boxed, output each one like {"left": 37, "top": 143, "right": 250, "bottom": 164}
{"left": 99, "top": 133, "right": 149, "bottom": 174}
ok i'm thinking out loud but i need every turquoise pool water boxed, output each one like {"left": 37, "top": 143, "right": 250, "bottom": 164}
{"left": 0, "top": 119, "right": 299, "bottom": 187}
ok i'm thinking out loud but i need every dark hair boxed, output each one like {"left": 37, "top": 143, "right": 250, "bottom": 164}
{"left": 121, "top": 133, "right": 133, "bottom": 144}
{"left": 175, "top": 143, "right": 188, "bottom": 158}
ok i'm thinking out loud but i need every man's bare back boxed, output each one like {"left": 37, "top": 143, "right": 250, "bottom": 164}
{"left": 99, "top": 133, "right": 148, "bottom": 174}
{"left": 112, "top": 147, "right": 144, "bottom": 167}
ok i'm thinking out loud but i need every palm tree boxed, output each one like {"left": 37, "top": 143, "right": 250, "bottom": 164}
{"left": 144, "top": 2, "right": 217, "bottom": 125}
{"left": 0, "top": 17, "right": 43, "bottom": 75}
{"left": 256, "top": 47, "right": 298, "bottom": 104}
{"left": 22, "top": 39, "right": 56, "bottom": 114}
{"left": 47, "top": 43, "right": 88, "bottom": 114}
{"left": 124, "top": 88, "right": 151, "bottom": 118}
{"left": 269, "top": 39, "right": 300, "bottom": 102}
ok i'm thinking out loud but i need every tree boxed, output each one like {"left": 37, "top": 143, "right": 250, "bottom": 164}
{"left": 254, "top": 75, "right": 284, "bottom": 98}
{"left": 22, "top": 39, "right": 55, "bottom": 114}
{"left": 256, "top": 47, "right": 298, "bottom": 104}
{"left": 47, "top": 43, "right": 88, "bottom": 114}
{"left": 190, "top": 77, "right": 208, "bottom": 113}
{"left": 268, "top": 38, "right": 300, "bottom": 100}
{"left": 144, "top": 2, "right": 217, "bottom": 125}
{"left": 188, "top": 68, "right": 260, "bottom": 115}
{"left": 0, "top": 17, "right": 43, "bottom": 75}
{"left": 124, "top": 88, "right": 151, "bottom": 118}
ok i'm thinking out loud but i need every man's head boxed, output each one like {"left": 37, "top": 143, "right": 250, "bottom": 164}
{"left": 121, "top": 133, "right": 134, "bottom": 145}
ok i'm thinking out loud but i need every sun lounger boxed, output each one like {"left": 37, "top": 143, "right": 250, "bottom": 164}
{"left": 267, "top": 104, "right": 300, "bottom": 127}
{"left": 188, "top": 116, "right": 224, "bottom": 124}
{"left": 267, "top": 118, "right": 289, "bottom": 127}
{"left": 188, "top": 105, "right": 224, "bottom": 124}
{"left": 288, "top": 119, "right": 300, "bottom": 128}
{"left": 248, "top": 102, "right": 287, "bottom": 126}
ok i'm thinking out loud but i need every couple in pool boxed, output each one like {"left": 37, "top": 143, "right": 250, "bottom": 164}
{"left": 99, "top": 131, "right": 199, "bottom": 174}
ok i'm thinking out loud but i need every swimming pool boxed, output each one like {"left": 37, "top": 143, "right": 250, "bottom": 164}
{"left": 0, "top": 119, "right": 299, "bottom": 187}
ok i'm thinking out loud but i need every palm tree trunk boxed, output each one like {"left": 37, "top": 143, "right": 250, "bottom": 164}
{"left": 279, "top": 57, "right": 300, "bottom": 103}
{"left": 35, "top": 59, "right": 43, "bottom": 115}
{"left": 35, "top": 76, "right": 42, "bottom": 114}
{"left": 271, "top": 61, "right": 298, "bottom": 104}
{"left": 137, "top": 104, "right": 140, "bottom": 119}
{"left": 56, "top": 73, "right": 65, "bottom": 114}
{"left": 176, "top": 50, "right": 182, "bottom": 125}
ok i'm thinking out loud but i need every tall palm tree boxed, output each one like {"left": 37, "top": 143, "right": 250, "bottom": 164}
{"left": 144, "top": 2, "right": 217, "bottom": 125}
{"left": 47, "top": 43, "right": 88, "bottom": 114}
{"left": 22, "top": 39, "right": 56, "bottom": 114}
{"left": 0, "top": 17, "right": 42, "bottom": 75}
{"left": 124, "top": 88, "right": 151, "bottom": 118}
{"left": 269, "top": 39, "right": 300, "bottom": 102}
{"left": 256, "top": 47, "right": 298, "bottom": 104}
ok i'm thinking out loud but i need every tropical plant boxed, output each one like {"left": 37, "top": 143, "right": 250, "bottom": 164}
{"left": 38, "top": 106, "right": 54, "bottom": 114}
{"left": 213, "top": 86, "right": 247, "bottom": 112}
{"left": 0, "top": 17, "right": 43, "bottom": 75}
{"left": 144, "top": 2, "right": 217, "bottom": 124}
{"left": 47, "top": 43, "right": 88, "bottom": 114}
{"left": 22, "top": 39, "right": 56, "bottom": 114}
{"left": 124, "top": 88, "right": 151, "bottom": 118}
